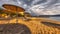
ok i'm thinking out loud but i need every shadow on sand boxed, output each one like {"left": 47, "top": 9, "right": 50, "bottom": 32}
{"left": 41, "top": 21, "right": 60, "bottom": 29}
{"left": 0, "top": 23, "right": 31, "bottom": 34}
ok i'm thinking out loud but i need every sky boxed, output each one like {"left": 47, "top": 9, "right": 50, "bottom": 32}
{"left": 0, "top": 0, "right": 60, "bottom": 16}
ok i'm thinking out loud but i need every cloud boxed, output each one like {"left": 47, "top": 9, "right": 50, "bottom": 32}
{"left": 0, "top": 0, "right": 60, "bottom": 16}
{"left": 29, "top": 0, "right": 60, "bottom": 16}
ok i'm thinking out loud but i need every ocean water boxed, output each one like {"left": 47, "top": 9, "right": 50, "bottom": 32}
{"left": 50, "top": 17, "right": 60, "bottom": 21}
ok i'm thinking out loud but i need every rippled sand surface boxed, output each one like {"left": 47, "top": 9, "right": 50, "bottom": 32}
{"left": 0, "top": 17, "right": 60, "bottom": 34}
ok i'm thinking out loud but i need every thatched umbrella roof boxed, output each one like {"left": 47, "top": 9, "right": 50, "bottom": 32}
{"left": 2, "top": 4, "right": 25, "bottom": 13}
